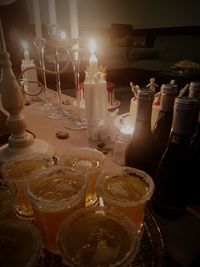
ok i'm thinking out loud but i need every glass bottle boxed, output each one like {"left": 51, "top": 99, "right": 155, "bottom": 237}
{"left": 125, "top": 88, "right": 155, "bottom": 176}
{"left": 188, "top": 81, "right": 200, "bottom": 203}
{"left": 152, "top": 84, "right": 178, "bottom": 174}
{"left": 153, "top": 96, "right": 197, "bottom": 217}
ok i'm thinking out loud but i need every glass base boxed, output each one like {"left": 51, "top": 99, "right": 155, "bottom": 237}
{"left": 33, "top": 101, "right": 52, "bottom": 111}
{"left": 47, "top": 105, "right": 71, "bottom": 119}
{"left": 63, "top": 118, "right": 87, "bottom": 130}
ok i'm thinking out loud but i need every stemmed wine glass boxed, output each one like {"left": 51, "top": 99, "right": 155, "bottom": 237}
{"left": 46, "top": 24, "right": 71, "bottom": 119}
{"left": 63, "top": 48, "right": 87, "bottom": 130}
{"left": 33, "top": 37, "right": 52, "bottom": 111}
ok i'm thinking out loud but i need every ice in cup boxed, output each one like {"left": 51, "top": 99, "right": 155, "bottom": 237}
{"left": 0, "top": 219, "right": 42, "bottom": 267}
{"left": 96, "top": 167, "right": 154, "bottom": 232}
{"left": 0, "top": 178, "right": 17, "bottom": 219}
{"left": 59, "top": 147, "right": 105, "bottom": 206}
{"left": 1, "top": 153, "right": 54, "bottom": 219}
{"left": 26, "top": 166, "right": 88, "bottom": 254}
{"left": 58, "top": 206, "right": 139, "bottom": 267}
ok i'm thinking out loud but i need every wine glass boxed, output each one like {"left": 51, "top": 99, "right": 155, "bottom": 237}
{"left": 32, "top": 37, "right": 52, "bottom": 111}
{"left": 63, "top": 48, "right": 87, "bottom": 130}
{"left": 46, "top": 24, "right": 72, "bottom": 119}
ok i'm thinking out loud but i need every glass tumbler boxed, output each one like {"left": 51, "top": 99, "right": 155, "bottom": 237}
{"left": 26, "top": 166, "right": 88, "bottom": 254}
{"left": 59, "top": 147, "right": 105, "bottom": 207}
{"left": 96, "top": 167, "right": 154, "bottom": 233}
{"left": 0, "top": 219, "right": 42, "bottom": 267}
{"left": 58, "top": 206, "right": 139, "bottom": 267}
{"left": 0, "top": 178, "right": 17, "bottom": 219}
{"left": 1, "top": 153, "right": 54, "bottom": 219}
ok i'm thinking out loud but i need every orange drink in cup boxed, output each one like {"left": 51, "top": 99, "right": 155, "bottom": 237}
{"left": 26, "top": 166, "right": 88, "bottom": 254}
{"left": 1, "top": 153, "right": 54, "bottom": 219}
{"left": 58, "top": 206, "right": 139, "bottom": 267}
{"left": 0, "top": 178, "right": 17, "bottom": 219}
{"left": 96, "top": 167, "right": 154, "bottom": 233}
{"left": 59, "top": 147, "right": 105, "bottom": 207}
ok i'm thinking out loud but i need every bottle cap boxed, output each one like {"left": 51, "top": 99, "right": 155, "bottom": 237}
{"left": 161, "top": 84, "right": 178, "bottom": 96}
{"left": 137, "top": 88, "right": 154, "bottom": 102}
{"left": 174, "top": 96, "right": 198, "bottom": 111}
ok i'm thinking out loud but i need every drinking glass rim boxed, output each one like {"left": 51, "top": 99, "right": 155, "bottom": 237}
{"left": 58, "top": 146, "right": 105, "bottom": 170}
{"left": 1, "top": 152, "right": 54, "bottom": 181}
{"left": 26, "top": 166, "right": 88, "bottom": 208}
{"left": 0, "top": 218, "right": 42, "bottom": 265}
{"left": 96, "top": 167, "right": 155, "bottom": 207}
{"left": 57, "top": 206, "right": 139, "bottom": 267}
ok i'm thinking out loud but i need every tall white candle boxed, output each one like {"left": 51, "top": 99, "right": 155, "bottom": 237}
{"left": 89, "top": 39, "right": 98, "bottom": 76}
{"left": 22, "top": 41, "right": 30, "bottom": 63}
{"left": 48, "top": 0, "right": 57, "bottom": 25}
{"left": 69, "top": 0, "right": 79, "bottom": 39}
{"left": 33, "top": 0, "right": 42, "bottom": 39}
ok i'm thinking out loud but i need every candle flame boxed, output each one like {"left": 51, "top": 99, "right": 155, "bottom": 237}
{"left": 89, "top": 38, "right": 96, "bottom": 54}
{"left": 60, "top": 31, "right": 66, "bottom": 40}
{"left": 21, "top": 41, "right": 28, "bottom": 50}
{"left": 120, "top": 126, "right": 134, "bottom": 134}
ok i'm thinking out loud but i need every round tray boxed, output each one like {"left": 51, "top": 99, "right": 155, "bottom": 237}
{"left": 37, "top": 209, "right": 166, "bottom": 267}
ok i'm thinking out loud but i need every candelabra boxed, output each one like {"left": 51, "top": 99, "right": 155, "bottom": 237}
{"left": 0, "top": 52, "right": 54, "bottom": 164}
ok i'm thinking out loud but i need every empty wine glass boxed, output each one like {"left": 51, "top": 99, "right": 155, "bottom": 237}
{"left": 46, "top": 24, "right": 72, "bottom": 119}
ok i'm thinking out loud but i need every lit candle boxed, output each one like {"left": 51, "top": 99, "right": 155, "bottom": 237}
{"left": 48, "top": 0, "right": 57, "bottom": 25}
{"left": 0, "top": 18, "right": 6, "bottom": 52}
{"left": 89, "top": 39, "right": 98, "bottom": 76}
{"left": 69, "top": 0, "right": 79, "bottom": 40}
{"left": 22, "top": 41, "right": 30, "bottom": 63}
{"left": 33, "top": 0, "right": 42, "bottom": 39}
{"left": 120, "top": 126, "right": 134, "bottom": 135}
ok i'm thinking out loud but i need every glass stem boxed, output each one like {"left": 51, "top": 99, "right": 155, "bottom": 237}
{"left": 54, "top": 48, "right": 62, "bottom": 105}
{"left": 73, "top": 60, "right": 81, "bottom": 120}
{"left": 38, "top": 46, "right": 47, "bottom": 101}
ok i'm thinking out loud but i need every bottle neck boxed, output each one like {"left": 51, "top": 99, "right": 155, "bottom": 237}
{"left": 160, "top": 93, "right": 176, "bottom": 113}
{"left": 135, "top": 99, "right": 153, "bottom": 123}
{"left": 172, "top": 108, "right": 195, "bottom": 135}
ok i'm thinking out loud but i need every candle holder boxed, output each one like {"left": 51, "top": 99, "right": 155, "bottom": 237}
{"left": 0, "top": 52, "right": 54, "bottom": 164}
{"left": 33, "top": 37, "right": 52, "bottom": 111}
{"left": 63, "top": 48, "right": 87, "bottom": 130}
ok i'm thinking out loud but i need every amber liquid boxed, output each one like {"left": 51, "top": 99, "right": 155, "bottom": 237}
{"left": 59, "top": 214, "right": 134, "bottom": 267}
{"left": 0, "top": 186, "right": 15, "bottom": 218}
{"left": 29, "top": 172, "right": 86, "bottom": 254}
{"left": 63, "top": 157, "right": 101, "bottom": 206}
{"left": 6, "top": 159, "right": 47, "bottom": 218}
{"left": 99, "top": 175, "right": 148, "bottom": 231}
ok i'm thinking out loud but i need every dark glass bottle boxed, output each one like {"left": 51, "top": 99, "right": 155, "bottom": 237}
{"left": 152, "top": 96, "right": 197, "bottom": 218}
{"left": 152, "top": 84, "right": 178, "bottom": 174}
{"left": 188, "top": 81, "right": 200, "bottom": 203}
{"left": 125, "top": 88, "right": 155, "bottom": 176}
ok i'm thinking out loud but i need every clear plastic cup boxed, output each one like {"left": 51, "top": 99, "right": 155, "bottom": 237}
{"left": 59, "top": 147, "right": 105, "bottom": 207}
{"left": 58, "top": 206, "right": 139, "bottom": 267}
{"left": 96, "top": 167, "right": 154, "bottom": 233}
{"left": 0, "top": 219, "right": 42, "bottom": 267}
{"left": 1, "top": 153, "right": 54, "bottom": 219}
{"left": 26, "top": 166, "right": 88, "bottom": 254}
{"left": 0, "top": 178, "right": 17, "bottom": 219}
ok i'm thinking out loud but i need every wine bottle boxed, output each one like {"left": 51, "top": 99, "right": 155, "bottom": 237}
{"left": 152, "top": 83, "right": 178, "bottom": 174}
{"left": 152, "top": 96, "right": 197, "bottom": 218}
{"left": 125, "top": 88, "right": 156, "bottom": 176}
{"left": 188, "top": 81, "right": 200, "bottom": 134}
{"left": 188, "top": 82, "right": 200, "bottom": 203}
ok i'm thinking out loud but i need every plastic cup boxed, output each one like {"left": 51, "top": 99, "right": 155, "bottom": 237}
{"left": 0, "top": 178, "right": 17, "bottom": 219}
{"left": 0, "top": 219, "right": 42, "bottom": 267}
{"left": 59, "top": 147, "right": 105, "bottom": 207}
{"left": 58, "top": 206, "right": 139, "bottom": 267}
{"left": 1, "top": 153, "right": 54, "bottom": 219}
{"left": 96, "top": 167, "right": 154, "bottom": 233}
{"left": 26, "top": 166, "right": 88, "bottom": 254}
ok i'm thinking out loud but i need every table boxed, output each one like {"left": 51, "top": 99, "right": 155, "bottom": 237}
{"left": 1, "top": 89, "right": 166, "bottom": 266}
